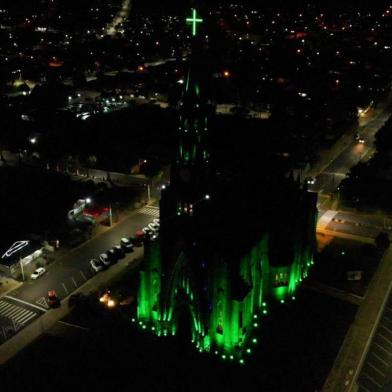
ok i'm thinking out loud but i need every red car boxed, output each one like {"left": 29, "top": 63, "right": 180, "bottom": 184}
{"left": 47, "top": 290, "right": 60, "bottom": 308}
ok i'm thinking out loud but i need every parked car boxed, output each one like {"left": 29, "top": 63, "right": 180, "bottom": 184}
{"left": 47, "top": 290, "right": 60, "bottom": 308}
{"left": 108, "top": 246, "right": 124, "bottom": 262}
{"left": 30, "top": 267, "right": 46, "bottom": 280}
{"left": 99, "top": 253, "right": 111, "bottom": 267}
{"left": 107, "top": 248, "right": 118, "bottom": 261}
{"left": 148, "top": 222, "right": 159, "bottom": 232}
{"left": 90, "top": 258, "right": 103, "bottom": 272}
{"left": 131, "top": 234, "right": 144, "bottom": 247}
{"left": 114, "top": 244, "right": 125, "bottom": 257}
{"left": 142, "top": 227, "right": 153, "bottom": 235}
{"left": 120, "top": 237, "right": 133, "bottom": 252}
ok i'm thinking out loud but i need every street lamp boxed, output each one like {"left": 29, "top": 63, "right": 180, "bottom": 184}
{"left": 189, "top": 194, "right": 211, "bottom": 214}
{"left": 29, "top": 137, "right": 36, "bottom": 144}
{"left": 85, "top": 197, "right": 92, "bottom": 204}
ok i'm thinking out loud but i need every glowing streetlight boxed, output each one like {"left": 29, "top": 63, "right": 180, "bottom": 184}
{"left": 29, "top": 137, "right": 36, "bottom": 144}
{"left": 85, "top": 197, "right": 92, "bottom": 204}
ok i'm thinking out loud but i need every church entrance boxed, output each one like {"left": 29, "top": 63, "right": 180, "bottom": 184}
{"left": 174, "top": 288, "right": 193, "bottom": 346}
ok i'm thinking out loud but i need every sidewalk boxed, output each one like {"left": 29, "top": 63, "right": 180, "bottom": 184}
{"left": 0, "top": 278, "right": 22, "bottom": 299}
{"left": 0, "top": 246, "right": 144, "bottom": 365}
{"left": 317, "top": 228, "right": 375, "bottom": 244}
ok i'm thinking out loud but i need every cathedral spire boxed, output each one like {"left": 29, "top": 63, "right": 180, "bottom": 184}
{"left": 164, "top": 7, "right": 212, "bottom": 214}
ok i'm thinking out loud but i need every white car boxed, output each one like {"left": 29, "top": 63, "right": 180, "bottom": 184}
{"left": 30, "top": 267, "right": 46, "bottom": 280}
{"left": 306, "top": 177, "right": 316, "bottom": 185}
{"left": 142, "top": 227, "right": 153, "bottom": 235}
{"left": 99, "top": 253, "right": 111, "bottom": 267}
{"left": 120, "top": 237, "right": 133, "bottom": 251}
{"left": 148, "top": 222, "right": 159, "bottom": 232}
{"left": 90, "top": 258, "right": 103, "bottom": 272}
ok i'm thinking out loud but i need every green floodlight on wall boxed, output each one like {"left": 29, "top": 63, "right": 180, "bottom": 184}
{"left": 186, "top": 8, "right": 203, "bottom": 36}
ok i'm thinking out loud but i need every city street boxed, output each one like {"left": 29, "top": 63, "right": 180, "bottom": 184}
{"left": 311, "top": 113, "right": 390, "bottom": 197}
{"left": 0, "top": 204, "right": 159, "bottom": 345}
{"left": 104, "top": 0, "right": 131, "bottom": 37}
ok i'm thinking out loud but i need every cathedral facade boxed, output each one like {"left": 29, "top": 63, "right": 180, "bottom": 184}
{"left": 135, "top": 9, "right": 318, "bottom": 363}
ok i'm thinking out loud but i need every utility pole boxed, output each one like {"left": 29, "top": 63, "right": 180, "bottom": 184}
{"left": 109, "top": 204, "right": 113, "bottom": 226}
{"left": 19, "top": 259, "right": 24, "bottom": 281}
{"left": 147, "top": 183, "right": 151, "bottom": 203}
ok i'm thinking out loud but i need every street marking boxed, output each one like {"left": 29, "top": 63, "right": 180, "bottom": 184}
{"left": 71, "top": 277, "right": 78, "bottom": 288}
{"left": 370, "top": 351, "right": 389, "bottom": 367}
{"left": 138, "top": 205, "right": 160, "bottom": 218}
{"left": 62, "top": 283, "right": 69, "bottom": 294}
{"left": 36, "top": 297, "right": 49, "bottom": 309}
{"left": 367, "top": 361, "right": 385, "bottom": 377}
{"left": 358, "top": 382, "right": 370, "bottom": 392}
{"left": 4, "top": 296, "right": 47, "bottom": 313}
{"left": 0, "top": 302, "right": 13, "bottom": 312}
{"left": 80, "top": 270, "right": 87, "bottom": 281}
{"left": 323, "top": 171, "right": 347, "bottom": 177}
{"left": 381, "top": 324, "right": 392, "bottom": 335}
{"left": 383, "top": 315, "right": 392, "bottom": 323}
{"left": 12, "top": 319, "right": 23, "bottom": 333}
{"left": 4, "top": 307, "right": 23, "bottom": 318}
{"left": 363, "top": 372, "right": 382, "bottom": 388}
{"left": 0, "top": 299, "right": 38, "bottom": 326}
{"left": 378, "top": 333, "right": 392, "bottom": 345}
{"left": 14, "top": 311, "right": 36, "bottom": 325}
{"left": 374, "top": 342, "right": 392, "bottom": 355}
{"left": 58, "top": 320, "right": 89, "bottom": 331}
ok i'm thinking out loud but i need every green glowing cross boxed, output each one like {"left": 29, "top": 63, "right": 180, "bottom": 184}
{"left": 186, "top": 8, "right": 203, "bottom": 36}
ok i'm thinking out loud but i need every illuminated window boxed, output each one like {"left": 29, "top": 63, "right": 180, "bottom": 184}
{"left": 273, "top": 272, "right": 288, "bottom": 287}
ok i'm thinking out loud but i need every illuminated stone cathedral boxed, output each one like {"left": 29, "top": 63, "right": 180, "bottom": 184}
{"left": 135, "top": 8, "right": 317, "bottom": 363}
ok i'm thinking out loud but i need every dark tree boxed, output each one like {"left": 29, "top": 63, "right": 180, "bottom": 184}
{"left": 375, "top": 232, "right": 391, "bottom": 251}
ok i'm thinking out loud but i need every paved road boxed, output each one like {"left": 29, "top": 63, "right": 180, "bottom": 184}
{"left": 104, "top": 0, "right": 131, "bottom": 37}
{"left": 0, "top": 204, "right": 159, "bottom": 344}
{"left": 311, "top": 115, "right": 389, "bottom": 197}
